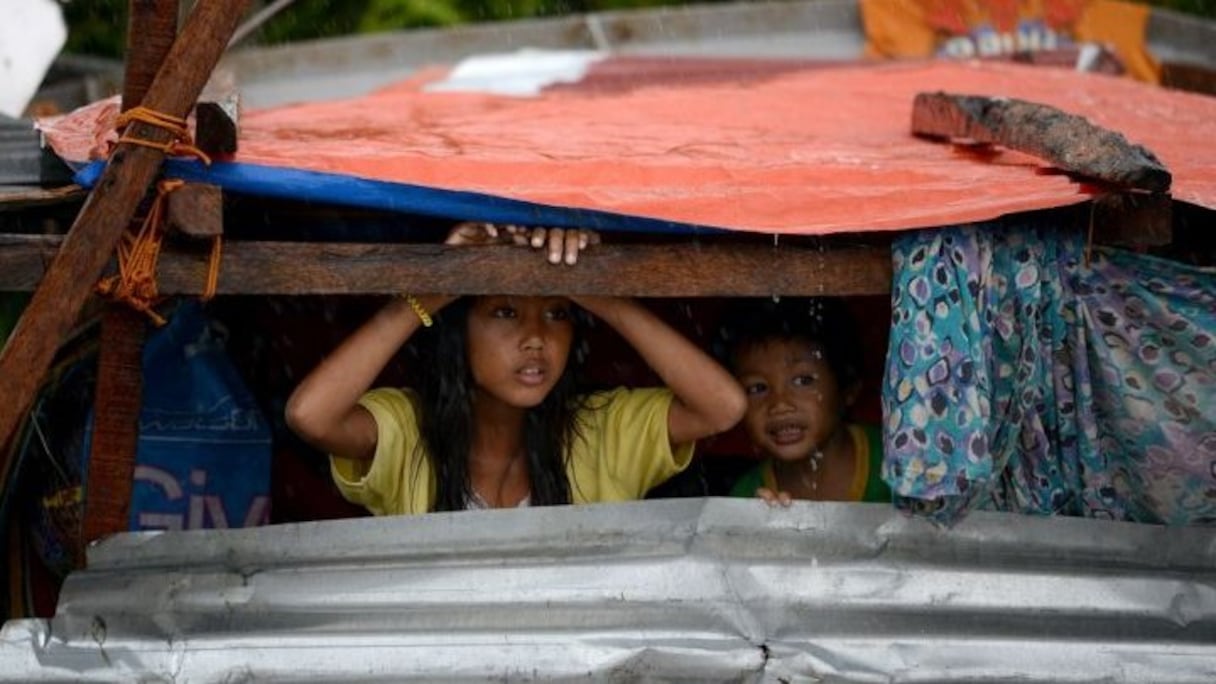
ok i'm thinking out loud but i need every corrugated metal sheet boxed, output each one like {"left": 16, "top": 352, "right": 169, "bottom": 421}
{"left": 1147, "top": 8, "right": 1216, "bottom": 66}
{"left": 219, "top": 0, "right": 1216, "bottom": 110}
{"left": 221, "top": 0, "right": 866, "bottom": 108}
{"left": 0, "top": 116, "right": 71, "bottom": 186}
{"left": 0, "top": 499, "right": 1212, "bottom": 682}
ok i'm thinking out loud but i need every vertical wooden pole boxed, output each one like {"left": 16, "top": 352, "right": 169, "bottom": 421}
{"left": 0, "top": 0, "right": 252, "bottom": 466}
{"left": 82, "top": 0, "right": 181, "bottom": 546}
{"left": 123, "top": 1, "right": 181, "bottom": 110}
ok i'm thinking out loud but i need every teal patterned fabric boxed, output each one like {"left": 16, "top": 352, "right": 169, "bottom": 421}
{"left": 882, "top": 222, "right": 1216, "bottom": 525}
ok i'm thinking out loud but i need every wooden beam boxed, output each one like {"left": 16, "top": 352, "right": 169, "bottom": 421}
{"left": 83, "top": 0, "right": 179, "bottom": 548}
{"left": 0, "top": 234, "right": 58, "bottom": 290}
{"left": 0, "top": 0, "right": 251, "bottom": 473}
{"left": 0, "top": 185, "right": 86, "bottom": 212}
{"left": 0, "top": 238, "right": 894, "bottom": 297}
{"left": 911, "top": 92, "right": 1171, "bottom": 193}
{"left": 166, "top": 183, "right": 223, "bottom": 237}
{"left": 1161, "top": 61, "right": 1216, "bottom": 98}
{"left": 86, "top": 307, "right": 148, "bottom": 542}
{"left": 120, "top": 0, "right": 179, "bottom": 111}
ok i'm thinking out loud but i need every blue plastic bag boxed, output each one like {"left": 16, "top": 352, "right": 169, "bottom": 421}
{"left": 120, "top": 302, "right": 271, "bottom": 531}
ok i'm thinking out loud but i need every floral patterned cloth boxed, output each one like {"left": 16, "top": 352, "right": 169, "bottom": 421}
{"left": 882, "top": 221, "right": 1216, "bottom": 525}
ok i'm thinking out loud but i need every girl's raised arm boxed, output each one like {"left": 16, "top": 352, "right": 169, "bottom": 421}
{"left": 285, "top": 292, "right": 452, "bottom": 461}
{"left": 285, "top": 223, "right": 506, "bottom": 460}
{"left": 571, "top": 296, "right": 747, "bottom": 446}
{"left": 286, "top": 223, "right": 595, "bottom": 461}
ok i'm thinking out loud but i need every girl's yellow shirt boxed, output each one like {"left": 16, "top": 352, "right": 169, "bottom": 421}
{"left": 331, "top": 386, "right": 694, "bottom": 515}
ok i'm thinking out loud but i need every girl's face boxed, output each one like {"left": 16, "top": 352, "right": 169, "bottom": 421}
{"left": 466, "top": 296, "right": 574, "bottom": 409}
{"left": 734, "top": 338, "right": 847, "bottom": 462}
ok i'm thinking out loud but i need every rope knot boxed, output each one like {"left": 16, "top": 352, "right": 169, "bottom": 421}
{"left": 114, "top": 106, "right": 212, "bottom": 166}
{"left": 95, "top": 177, "right": 223, "bottom": 325}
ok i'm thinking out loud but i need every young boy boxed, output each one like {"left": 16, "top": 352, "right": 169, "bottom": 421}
{"left": 724, "top": 298, "right": 890, "bottom": 506}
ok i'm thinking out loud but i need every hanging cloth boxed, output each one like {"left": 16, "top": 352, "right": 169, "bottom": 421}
{"left": 882, "top": 219, "right": 1216, "bottom": 525}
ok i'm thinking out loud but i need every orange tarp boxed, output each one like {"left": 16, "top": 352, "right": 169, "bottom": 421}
{"left": 45, "top": 59, "right": 1216, "bottom": 235}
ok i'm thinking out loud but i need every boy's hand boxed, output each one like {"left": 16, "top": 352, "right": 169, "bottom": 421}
{"left": 446, "top": 222, "right": 600, "bottom": 265}
{"left": 756, "top": 487, "right": 794, "bottom": 507}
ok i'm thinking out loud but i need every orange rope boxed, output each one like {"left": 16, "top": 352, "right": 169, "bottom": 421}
{"left": 98, "top": 107, "right": 225, "bottom": 321}
{"left": 96, "top": 179, "right": 182, "bottom": 326}
{"left": 114, "top": 106, "right": 212, "bottom": 165}
{"left": 202, "top": 235, "right": 223, "bottom": 301}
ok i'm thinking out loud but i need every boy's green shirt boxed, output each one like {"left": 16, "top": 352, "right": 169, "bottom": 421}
{"left": 730, "top": 423, "right": 890, "bottom": 502}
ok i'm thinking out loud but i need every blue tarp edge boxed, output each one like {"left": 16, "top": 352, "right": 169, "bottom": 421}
{"left": 74, "top": 159, "right": 725, "bottom": 236}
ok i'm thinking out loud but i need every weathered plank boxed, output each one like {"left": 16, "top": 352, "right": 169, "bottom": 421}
{"left": 84, "top": 0, "right": 180, "bottom": 548}
{"left": 0, "top": 234, "right": 60, "bottom": 290}
{"left": 86, "top": 308, "right": 147, "bottom": 543}
{"left": 0, "top": 0, "right": 251, "bottom": 474}
{"left": 911, "top": 92, "right": 1171, "bottom": 193}
{"left": 0, "top": 185, "right": 86, "bottom": 212}
{"left": 120, "top": 0, "right": 179, "bottom": 111}
{"left": 0, "top": 238, "right": 894, "bottom": 297}
{"left": 167, "top": 183, "right": 223, "bottom": 238}
{"left": 1161, "top": 61, "right": 1216, "bottom": 98}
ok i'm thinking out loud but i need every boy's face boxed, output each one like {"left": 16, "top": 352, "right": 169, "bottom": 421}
{"left": 734, "top": 338, "right": 847, "bottom": 462}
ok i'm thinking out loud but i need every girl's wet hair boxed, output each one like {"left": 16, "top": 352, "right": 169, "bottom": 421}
{"left": 408, "top": 297, "right": 586, "bottom": 511}
{"left": 718, "top": 297, "right": 861, "bottom": 391}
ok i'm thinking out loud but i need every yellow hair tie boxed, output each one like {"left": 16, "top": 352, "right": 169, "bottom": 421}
{"left": 402, "top": 294, "right": 433, "bottom": 327}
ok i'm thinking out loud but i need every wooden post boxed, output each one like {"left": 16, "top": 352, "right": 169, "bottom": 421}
{"left": 122, "top": 1, "right": 180, "bottom": 111}
{"left": 83, "top": 0, "right": 180, "bottom": 547}
{"left": 0, "top": 0, "right": 251, "bottom": 517}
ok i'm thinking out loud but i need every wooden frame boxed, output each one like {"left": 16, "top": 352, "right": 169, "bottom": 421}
{"left": 0, "top": 0, "right": 251, "bottom": 545}
{"left": 0, "top": 9, "right": 1192, "bottom": 553}
{"left": 0, "top": 236, "right": 893, "bottom": 298}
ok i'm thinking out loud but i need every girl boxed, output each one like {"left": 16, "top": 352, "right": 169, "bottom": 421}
{"left": 286, "top": 223, "right": 746, "bottom": 514}
{"left": 724, "top": 298, "right": 890, "bottom": 507}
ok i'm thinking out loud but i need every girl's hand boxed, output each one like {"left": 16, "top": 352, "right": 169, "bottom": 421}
{"left": 756, "top": 487, "right": 794, "bottom": 508}
{"left": 446, "top": 222, "right": 600, "bottom": 265}
{"left": 446, "top": 222, "right": 511, "bottom": 246}
{"left": 525, "top": 226, "right": 600, "bottom": 266}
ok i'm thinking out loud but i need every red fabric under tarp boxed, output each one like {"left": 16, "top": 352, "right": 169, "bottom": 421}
{"left": 44, "top": 59, "right": 1216, "bottom": 235}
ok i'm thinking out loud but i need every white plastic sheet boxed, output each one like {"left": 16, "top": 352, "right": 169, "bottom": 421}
{"left": 0, "top": 0, "right": 66, "bottom": 117}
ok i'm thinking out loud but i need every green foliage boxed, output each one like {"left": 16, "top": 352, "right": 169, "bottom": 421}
{"left": 359, "top": 0, "right": 465, "bottom": 32}
{"left": 260, "top": 0, "right": 682, "bottom": 43}
{"left": 59, "top": 0, "right": 711, "bottom": 56}
{"left": 59, "top": 0, "right": 1216, "bottom": 59}
{"left": 62, "top": 0, "right": 128, "bottom": 58}
{"left": 1145, "top": 0, "right": 1215, "bottom": 16}
{"left": 253, "top": 0, "right": 369, "bottom": 44}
